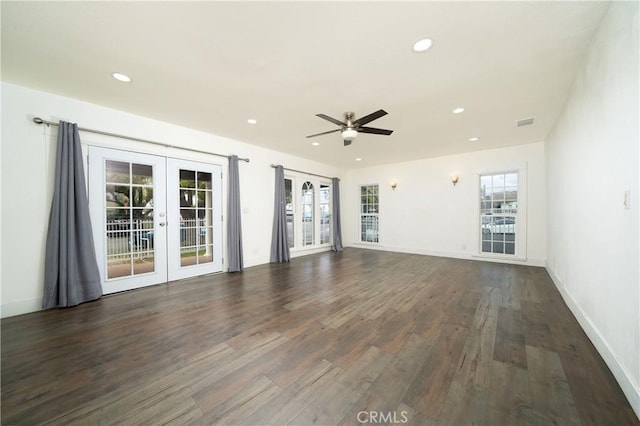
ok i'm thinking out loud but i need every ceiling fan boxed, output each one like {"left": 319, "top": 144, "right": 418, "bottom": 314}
{"left": 306, "top": 109, "right": 393, "bottom": 146}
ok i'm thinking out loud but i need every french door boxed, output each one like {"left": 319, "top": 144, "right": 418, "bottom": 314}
{"left": 89, "top": 147, "right": 222, "bottom": 294}
{"left": 166, "top": 158, "right": 222, "bottom": 281}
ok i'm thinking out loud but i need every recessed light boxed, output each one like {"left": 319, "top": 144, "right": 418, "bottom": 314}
{"left": 355, "top": 158, "right": 362, "bottom": 162}
{"left": 412, "top": 38, "right": 433, "bottom": 53}
{"left": 247, "top": 118, "right": 257, "bottom": 124}
{"left": 312, "top": 142, "right": 320, "bottom": 146}
{"left": 469, "top": 137, "right": 480, "bottom": 141}
{"left": 452, "top": 107, "right": 465, "bottom": 114}
{"left": 112, "top": 72, "right": 131, "bottom": 83}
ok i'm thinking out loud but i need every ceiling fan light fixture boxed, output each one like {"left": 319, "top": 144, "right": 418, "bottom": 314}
{"left": 342, "top": 128, "right": 358, "bottom": 141}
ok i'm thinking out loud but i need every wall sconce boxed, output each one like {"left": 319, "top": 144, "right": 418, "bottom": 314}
{"left": 391, "top": 181, "right": 398, "bottom": 191}
{"left": 450, "top": 174, "right": 459, "bottom": 186}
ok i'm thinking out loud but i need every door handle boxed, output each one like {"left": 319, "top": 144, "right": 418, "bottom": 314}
{"left": 159, "top": 222, "right": 166, "bottom": 227}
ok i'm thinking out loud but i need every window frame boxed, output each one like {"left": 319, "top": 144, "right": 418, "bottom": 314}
{"left": 285, "top": 177, "right": 294, "bottom": 249}
{"left": 285, "top": 173, "right": 333, "bottom": 252}
{"left": 476, "top": 169, "right": 527, "bottom": 261}
{"left": 319, "top": 183, "right": 332, "bottom": 245}
{"left": 301, "top": 181, "right": 315, "bottom": 246}
{"left": 359, "top": 183, "right": 380, "bottom": 244}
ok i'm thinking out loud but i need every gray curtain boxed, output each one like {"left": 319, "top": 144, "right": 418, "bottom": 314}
{"left": 227, "top": 155, "right": 244, "bottom": 272}
{"left": 270, "top": 165, "right": 290, "bottom": 262}
{"left": 332, "top": 177, "right": 343, "bottom": 251}
{"left": 43, "top": 121, "right": 102, "bottom": 309}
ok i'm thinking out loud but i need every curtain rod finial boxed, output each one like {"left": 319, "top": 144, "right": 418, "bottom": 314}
{"left": 33, "top": 117, "right": 44, "bottom": 124}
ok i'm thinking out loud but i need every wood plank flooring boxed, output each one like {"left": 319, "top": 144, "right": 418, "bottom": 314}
{"left": 2, "top": 248, "right": 637, "bottom": 425}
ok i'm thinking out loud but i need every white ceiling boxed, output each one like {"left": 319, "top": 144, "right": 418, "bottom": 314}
{"left": 1, "top": 1, "right": 610, "bottom": 167}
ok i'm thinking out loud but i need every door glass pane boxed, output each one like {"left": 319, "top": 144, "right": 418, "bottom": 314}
{"left": 106, "top": 160, "right": 130, "bottom": 183}
{"left": 179, "top": 168, "right": 215, "bottom": 268}
{"left": 132, "top": 187, "right": 154, "bottom": 208}
{"left": 105, "top": 161, "right": 155, "bottom": 278}
{"left": 132, "top": 164, "right": 153, "bottom": 185}
{"left": 180, "top": 169, "right": 196, "bottom": 188}
{"left": 199, "top": 242, "right": 214, "bottom": 264}
{"left": 197, "top": 172, "right": 212, "bottom": 189}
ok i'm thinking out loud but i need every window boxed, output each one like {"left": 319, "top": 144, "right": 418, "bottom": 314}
{"left": 285, "top": 178, "right": 294, "bottom": 248}
{"left": 360, "top": 184, "right": 379, "bottom": 243}
{"left": 301, "top": 181, "right": 315, "bottom": 246}
{"left": 320, "top": 184, "right": 331, "bottom": 244}
{"left": 480, "top": 172, "right": 518, "bottom": 255}
{"left": 285, "top": 175, "right": 331, "bottom": 250}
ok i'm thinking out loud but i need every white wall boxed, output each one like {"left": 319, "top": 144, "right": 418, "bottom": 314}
{"left": 545, "top": 1, "right": 639, "bottom": 417}
{"left": 343, "top": 142, "right": 546, "bottom": 266}
{"left": 0, "top": 82, "right": 341, "bottom": 317}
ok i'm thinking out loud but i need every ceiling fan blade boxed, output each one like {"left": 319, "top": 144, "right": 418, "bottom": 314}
{"left": 343, "top": 139, "right": 352, "bottom": 146}
{"left": 358, "top": 126, "right": 393, "bottom": 135}
{"left": 352, "top": 109, "right": 387, "bottom": 126}
{"left": 306, "top": 128, "right": 341, "bottom": 138}
{"left": 316, "top": 113, "right": 346, "bottom": 127}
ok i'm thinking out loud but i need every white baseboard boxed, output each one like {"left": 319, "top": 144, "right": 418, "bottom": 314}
{"left": 290, "top": 246, "right": 333, "bottom": 258}
{"left": 242, "top": 247, "right": 332, "bottom": 269}
{"left": 242, "top": 255, "right": 271, "bottom": 269}
{"left": 545, "top": 263, "right": 640, "bottom": 420}
{"left": 1, "top": 297, "right": 43, "bottom": 318}
{"left": 346, "top": 242, "right": 546, "bottom": 267}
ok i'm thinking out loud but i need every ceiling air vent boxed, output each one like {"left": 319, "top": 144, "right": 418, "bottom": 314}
{"left": 517, "top": 117, "right": 535, "bottom": 127}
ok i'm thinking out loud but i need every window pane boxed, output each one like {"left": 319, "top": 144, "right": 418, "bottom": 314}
{"left": 481, "top": 201, "right": 491, "bottom": 214}
{"left": 480, "top": 175, "right": 492, "bottom": 191}
{"left": 505, "top": 173, "right": 518, "bottom": 187}
{"left": 361, "top": 215, "right": 379, "bottom": 243}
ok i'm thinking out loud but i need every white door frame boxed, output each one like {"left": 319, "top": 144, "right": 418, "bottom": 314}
{"left": 88, "top": 147, "right": 224, "bottom": 294}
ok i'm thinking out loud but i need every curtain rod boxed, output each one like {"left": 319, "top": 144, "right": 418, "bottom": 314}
{"left": 270, "top": 164, "right": 334, "bottom": 180}
{"left": 33, "top": 117, "right": 250, "bottom": 163}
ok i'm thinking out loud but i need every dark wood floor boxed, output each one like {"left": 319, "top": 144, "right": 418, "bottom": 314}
{"left": 2, "top": 248, "right": 638, "bottom": 425}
